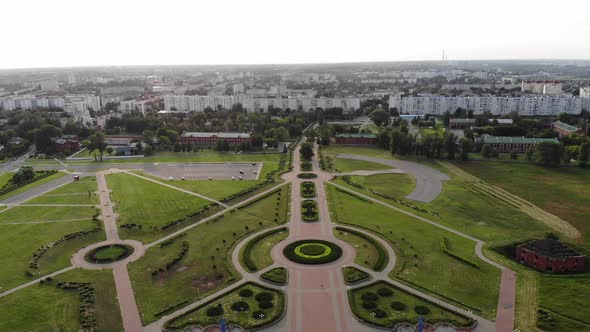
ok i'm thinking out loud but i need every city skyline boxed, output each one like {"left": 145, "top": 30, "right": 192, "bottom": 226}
{"left": 1, "top": 0, "right": 590, "bottom": 69}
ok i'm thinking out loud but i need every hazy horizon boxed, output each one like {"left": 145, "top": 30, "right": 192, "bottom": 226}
{"left": 1, "top": 0, "right": 589, "bottom": 69}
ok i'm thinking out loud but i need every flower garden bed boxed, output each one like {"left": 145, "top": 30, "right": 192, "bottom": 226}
{"left": 301, "top": 199, "right": 319, "bottom": 222}
{"left": 283, "top": 240, "right": 343, "bottom": 265}
{"left": 84, "top": 244, "right": 134, "bottom": 264}
{"left": 300, "top": 181, "right": 316, "bottom": 198}
{"left": 297, "top": 172, "right": 317, "bottom": 179}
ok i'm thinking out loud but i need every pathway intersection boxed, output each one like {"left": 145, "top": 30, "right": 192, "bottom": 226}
{"left": 0, "top": 143, "right": 518, "bottom": 332}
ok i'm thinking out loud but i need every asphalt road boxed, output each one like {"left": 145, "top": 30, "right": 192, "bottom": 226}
{"left": 336, "top": 154, "right": 450, "bottom": 203}
{"left": 32, "top": 162, "right": 262, "bottom": 180}
{"left": 0, "top": 174, "right": 77, "bottom": 205}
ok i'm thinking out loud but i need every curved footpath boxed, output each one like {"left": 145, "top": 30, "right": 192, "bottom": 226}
{"left": 335, "top": 154, "right": 450, "bottom": 203}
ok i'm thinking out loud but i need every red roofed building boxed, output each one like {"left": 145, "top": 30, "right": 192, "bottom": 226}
{"left": 334, "top": 133, "right": 377, "bottom": 145}
{"left": 180, "top": 132, "right": 251, "bottom": 147}
{"left": 516, "top": 239, "right": 586, "bottom": 274}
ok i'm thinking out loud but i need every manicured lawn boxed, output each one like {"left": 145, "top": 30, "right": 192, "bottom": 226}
{"left": 0, "top": 206, "right": 98, "bottom": 223}
{"left": 241, "top": 229, "right": 288, "bottom": 271}
{"left": 342, "top": 266, "right": 370, "bottom": 284}
{"left": 0, "top": 269, "right": 122, "bottom": 332}
{"left": 0, "top": 220, "right": 105, "bottom": 289}
{"left": 537, "top": 276, "right": 590, "bottom": 328}
{"left": 261, "top": 267, "right": 288, "bottom": 285}
{"left": 333, "top": 171, "right": 549, "bottom": 243}
{"left": 331, "top": 158, "right": 392, "bottom": 173}
{"left": 454, "top": 161, "right": 590, "bottom": 243}
{"left": 334, "top": 229, "right": 381, "bottom": 270}
{"left": 0, "top": 172, "right": 13, "bottom": 188}
{"left": 107, "top": 173, "right": 212, "bottom": 237}
{"left": 320, "top": 145, "right": 395, "bottom": 160}
{"left": 166, "top": 283, "right": 284, "bottom": 330}
{"left": 66, "top": 151, "right": 282, "bottom": 165}
{"left": 327, "top": 184, "right": 500, "bottom": 318}
{"left": 25, "top": 176, "right": 98, "bottom": 205}
{"left": 349, "top": 281, "right": 474, "bottom": 328}
{"left": 337, "top": 173, "right": 415, "bottom": 198}
{"left": 128, "top": 190, "right": 288, "bottom": 324}
{"left": 0, "top": 172, "right": 65, "bottom": 201}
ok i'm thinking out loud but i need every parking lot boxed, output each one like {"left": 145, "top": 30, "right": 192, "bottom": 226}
{"left": 140, "top": 162, "right": 262, "bottom": 180}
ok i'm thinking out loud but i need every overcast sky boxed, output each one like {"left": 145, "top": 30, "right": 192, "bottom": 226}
{"left": 1, "top": 0, "right": 589, "bottom": 69}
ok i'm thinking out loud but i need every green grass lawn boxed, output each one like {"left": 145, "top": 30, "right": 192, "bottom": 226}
{"left": 0, "top": 220, "right": 104, "bottom": 290}
{"left": 321, "top": 145, "right": 395, "bottom": 160}
{"left": 63, "top": 151, "right": 282, "bottom": 165}
{"left": 0, "top": 206, "right": 98, "bottom": 223}
{"left": 0, "top": 268, "right": 122, "bottom": 332}
{"left": 128, "top": 190, "right": 288, "bottom": 324}
{"left": 0, "top": 205, "right": 98, "bottom": 223}
{"left": 537, "top": 275, "right": 590, "bottom": 329}
{"left": 241, "top": 229, "right": 289, "bottom": 271}
{"left": 107, "top": 173, "right": 212, "bottom": 238}
{"left": 334, "top": 229, "right": 381, "bottom": 270}
{"left": 25, "top": 176, "right": 98, "bottom": 205}
{"left": 0, "top": 172, "right": 66, "bottom": 201}
{"left": 331, "top": 158, "right": 392, "bottom": 173}
{"left": 333, "top": 171, "right": 549, "bottom": 243}
{"left": 166, "top": 283, "right": 284, "bottom": 330}
{"left": 326, "top": 184, "right": 500, "bottom": 318}
{"left": 349, "top": 281, "right": 473, "bottom": 328}
{"left": 0, "top": 172, "right": 13, "bottom": 188}
{"left": 454, "top": 161, "right": 590, "bottom": 243}
{"left": 338, "top": 173, "right": 415, "bottom": 199}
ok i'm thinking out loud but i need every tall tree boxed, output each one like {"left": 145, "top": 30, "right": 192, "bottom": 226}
{"left": 300, "top": 142, "right": 314, "bottom": 161}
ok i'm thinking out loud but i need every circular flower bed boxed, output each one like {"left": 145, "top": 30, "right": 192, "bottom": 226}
{"left": 283, "top": 240, "right": 343, "bottom": 265}
{"left": 297, "top": 172, "right": 317, "bottom": 179}
{"left": 84, "top": 244, "right": 134, "bottom": 264}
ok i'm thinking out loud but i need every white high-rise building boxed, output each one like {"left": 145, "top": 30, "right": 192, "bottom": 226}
{"left": 40, "top": 79, "right": 59, "bottom": 91}
{"left": 580, "top": 87, "right": 590, "bottom": 98}
{"left": 389, "top": 95, "right": 590, "bottom": 116}
{"left": 521, "top": 81, "right": 563, "bottom": 95}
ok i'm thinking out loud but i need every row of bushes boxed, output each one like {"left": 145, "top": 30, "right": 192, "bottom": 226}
{"left": 0, "top": 170, "right": 58, "bottom": 197}
{"left": 440, "top": 237, "right": 480, "bottom": 269}
{"left": 242, "top": 227, "right": 288, "bottom": 272}
{"left": 301, "top": 199, "right": 319, "bottom": 222}
{"left": 26, "top": 227, "right": 102, "bottom": 277}
{"left": 151, "top": 241, "right": 190, "bottom": 278}
{"left": 336, "top": 226, "right": 388, "bottom": 272}
{"left": 297, "top": 172, "right": 317, "bottom": 179}
{"left": 160, "top": 204, "right": 217, "bottom": 231}
{"left": 339, "top": 176, "right": 439, "bottom": 217}
{"left": 154, "top": 300, "right": 189, "bottom": 319}
{"left": 54, "top": 281, "right": 97, "bottom": 331}
{"left": 300, "top": 181, "right": 316, "bottom": 198}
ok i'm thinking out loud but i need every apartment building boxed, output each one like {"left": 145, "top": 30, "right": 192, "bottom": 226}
{"left": 389, "top": 95, "right": 590, "bottom": 116}
{"left": 521, "top": 81, "right": 563, "bottom": 95}
{"left": 164, "top": 95, "right": 360, "bottom": 113}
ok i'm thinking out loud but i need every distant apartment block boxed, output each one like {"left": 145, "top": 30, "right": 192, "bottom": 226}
{"left": 40, "top": 79, "right": 59, "bottom": 91}
{"left": 580, "top": 87, "right": 590, "bottom": 98}
{"left": 164, "top": 95, "right": 360, "bottom": 113}
{"left": 0, "top": 95, "right": 100, "bottom": 122}
{"left": 389, "top": 95, "right": 590, "bottom": 116}
{"left": 179, "top": 132, "right": 251, "bottom": 146}
{"left": 119, "top": 96, "right": 161, "bottom": 114}
{"left": 521, "top": 81, "right": 563, "bottom": 95}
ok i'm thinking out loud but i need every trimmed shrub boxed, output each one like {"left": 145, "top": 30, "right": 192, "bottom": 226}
{"left": 414, "top": 305, "right": 431, "bottom": 315}
{"left": 391, "top": 301, "right": 406, "bottom": 311}
{"left": 252, "top": 310, "right": 267, "bottom": 320}
{"left": 297, "top": 172, "right": 317, "bottom": 179}
{"left": 206, "top": 305, "right": 224, "bottom": 317}
{"left": 372, "top": 309, "right": 387, "bottom": 318}
{"left": 239, "top": 288, "right": 253, "bottom": 297}
{"left": 283, "top": 240, "right": 343, "bottom": 265}
{"left": 255, "top": 292, "right": 273, "bottom": 302}
{"left": 362, "top": 301, "right": 377, "bottom": 310}
{"left": 361, "top": 292, "right": 379, "bottom": 302}
{"left": 231, "top": 301, "right": 249, "bottom": 312}
{"left": 258, "top": 301, "right": 274, "bottom": 310}
{"left": 377, "top": 287, "right": 394, "bottom": 297}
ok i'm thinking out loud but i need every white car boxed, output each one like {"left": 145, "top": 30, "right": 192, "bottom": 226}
{"left": 208, "top": 177, "right": 213, "bottom": 180}
{"left": 180, "top": 177, "right": 185, "bottom": 181}
{"left": 239, "top": 176, "right": 243, "bottom": 180}
{"left": 239, "top": 170, "right": 244, "bottom": 174}
{"left": 168, "top": 177, "right": 174, "bottom": 180}
{"left": 232, "top": 176, "right": 236, "bottom": 180}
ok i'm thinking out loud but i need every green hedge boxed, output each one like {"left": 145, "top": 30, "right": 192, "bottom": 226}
{"left": 242, "top": 227, "right": 288, "bottom": 272}
{"left": 0, "top": 170, "right": 58, "bottom": 197}
{"left": 335, "top": 226, "right": 388, "bottom": 272}
{"left": 301, "top": 199, "right": 319, "bottom": 222}
{"left": 300, "top": 162, "right": 312, "bottom": 171}
{"left": 300, "top": 181, "right": 316, "bottom": 198}
{"left": 297, "top": 172, "right": 317, "bottom": 179}
{"left": 283, "top": 240, "right": 342, "bottom": 265}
